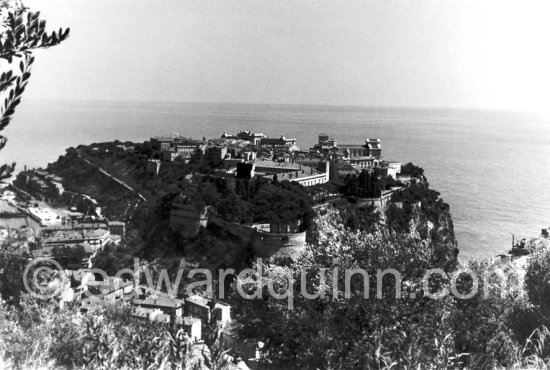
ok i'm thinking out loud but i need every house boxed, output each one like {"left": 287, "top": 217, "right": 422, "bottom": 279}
{"left": 185, "top": 295, "right": 212, "bottom": 322}
{"left": 132, "top": 293, "right": 185, "bottom": 317}
{"left": 150, "top": 311, "right": 172, "bottom": 324}
{"left": 83, "top": 275, "right": 134, "bottom": 302}
{"left": 176, "top": 316, "right": 202, "bottom": 340}
{"left": 213, "top": 302, "right": 231, "bottom": 323}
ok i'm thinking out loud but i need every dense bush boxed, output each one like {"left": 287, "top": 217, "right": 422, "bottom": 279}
{"left": 227, "top": 211, "right": 550, "bottom": 369}
{"left": 0, "top": 297, "right": 226, "bottom": 369}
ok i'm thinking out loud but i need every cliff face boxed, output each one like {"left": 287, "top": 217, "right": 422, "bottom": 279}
{"left": 335, "top": 177, "right": 460, "bottom": 267}
{"left": 312, "top": 198, "right": 458, "bottom": 269}
{"left": 406, "top": 200, "right": 458, "bottom": 267}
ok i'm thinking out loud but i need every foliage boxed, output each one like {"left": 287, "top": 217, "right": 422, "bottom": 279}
{"left": 51, "top": 244, "right": 87, "bottom": 270}
{"left": 0, "top": 296, "right": 221, "bottom": 369}
{"left": 0, "top": 1, "right": 69, "bottom": 180}
{"left": 229, "top": 208, "right": 457, "bottom": 368}
{"left": 0, "top": 246, "right": 28, "bottom": 305}
{"left": 340, "top": 170, "right": 400, "bottom": 198}
{"left": 228, "top": 211, "right": 550, "bottom": 369}
{"left": 400, "top": 162, "right": 425, "bottom": 179}
{"left": 524, "top": 246, "right": 550, "bottom": 338}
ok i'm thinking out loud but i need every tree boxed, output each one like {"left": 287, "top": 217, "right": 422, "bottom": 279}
{"left": 230, "top": 228, "right": 456, "bottom": 368}
{"left": 51, "top": 244, "right": 87, "bottom": 270}
{"left": 0, "top": 2, "right": 69, "bottom": 181}
{"left": 525, "top": 246, "right": 550, "bottom": 325}
{"left": 0, "top": 248, "right": 28, "bottom": 304}
{"left": 0, "top": 1, "right": 69, "bottom": 307}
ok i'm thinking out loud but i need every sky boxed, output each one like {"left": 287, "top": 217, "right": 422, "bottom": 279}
{"left": 22, "top": 0, "right": 550, "bottom": 113}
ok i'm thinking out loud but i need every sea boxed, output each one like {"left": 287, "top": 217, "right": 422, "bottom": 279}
{"left": 3, "top": 99, "right": 550, "bottom": 260}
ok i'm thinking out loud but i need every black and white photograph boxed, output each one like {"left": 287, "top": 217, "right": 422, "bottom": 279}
{"left": 0, "top": 0, "right": 549, "bottom": 369}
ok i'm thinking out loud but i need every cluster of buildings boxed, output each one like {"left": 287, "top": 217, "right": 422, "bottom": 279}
{"left": 149, "top": 131, "right": 405, "bottom": 186}
{"left": 148, "top": 131, "right": 329, "bottom": 187}
{"left": 24, "top": 218, "right": 126, "bottom": 265}
{"left": 308, "top": 134, "right": 405, "bottom": 180}
{"left": 0, "top": 167, "right": 127, "bottom": 266}
{"left": 56, "top": 270, "right": 255, "bottom": 368}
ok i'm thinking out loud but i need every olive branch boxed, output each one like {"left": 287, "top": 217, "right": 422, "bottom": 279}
{"left": 0, "top": 2, "right": 69, "bottom": 180}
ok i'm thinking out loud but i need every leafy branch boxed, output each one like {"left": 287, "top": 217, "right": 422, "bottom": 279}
{"left": 0, "top": 5, "right": 69, "bottom": 180}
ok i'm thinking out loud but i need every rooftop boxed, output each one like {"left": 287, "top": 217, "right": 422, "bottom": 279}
{"left": 186, "top": 295, "right": 211, "bottom": 308}
{"left": 339, "top": 144, "right": 367, "bottom": 149}
{"left": 253, "top": 159, "right": 301, "bottom": 170}
{"left": 132, "top": 295, "right": 184, "bottom": 308}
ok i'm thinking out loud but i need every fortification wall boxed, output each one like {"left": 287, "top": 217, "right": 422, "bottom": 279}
{"left": 252, "top": 231, "right": 306, "bottom": 260}
{"left": 355, "top": 189, "right": 400, "bottom": 211}
{"left": 208, "top": 215, "right": 306, "bottom": 259}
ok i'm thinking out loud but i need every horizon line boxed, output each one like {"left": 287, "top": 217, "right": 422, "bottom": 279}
{"left": 22, "top": 98, "right": 542, "bottom": 116}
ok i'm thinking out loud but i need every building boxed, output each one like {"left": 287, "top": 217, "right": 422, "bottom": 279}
{"left": 107, "top": 221, "right": 126, "bottom": 240}
{"left": 132, "top": 294, "right": 185, "bottom": 317}
{"left": 365, "top": 138, "right": 382, "bottom": 159}
{"left": 253, "top": 159, "right": 302, "bottom": 175}
{"left": 257, "top": 161, "right": 330, "bottom": 187}
{"left": 82, "top": 275, "right": 134, "bottom": 302}
{"left": 162, "top": 148, "right": 179, "bottom": 162}
{"left": 374, "top": 161, "right": 401, "bottom": 180}
{"left": 241, "top": 151, "right": 257, "bottom": 162}
{"left": 348, "top": 156, "right": 377, "bottom": 170}
{"left": 43, "top": 227, "right": 111, "bottom": 249}
{"left": 185, "top": 295, "right": 212, "bottom": 322}
{"left": 175, "top": 143, "right": 197, "bottom": 156}
{"left": 385, "top": 161, "right": 402, "bottom": 174}
{"left": 176, "top": 316, "right": 202, "bottom": 340}
{"left": 260, "top": 134, "right": 297, "bottom": 148}
{"left": 312, "top": 134, "right": 338, "bottom": 153}
{"left": 339, "top": 144, "right": 369, "bottom": 158}
{"left": 151, "top": 136, "right": 202, "bottom": 161}
{"left": 27, "top": 207, "right": 61, "bottom": 226}
{"left": 222, "top": 130, "right": 265, "bottom": 146}
{"left": 213, "top": 302, "right": 231, "bottom": 323}
{"left": 311, "top": 134, "right": 382, "bottom": 163}
{"left": 206, "top": 146, "right": 228, "bottom": 162}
